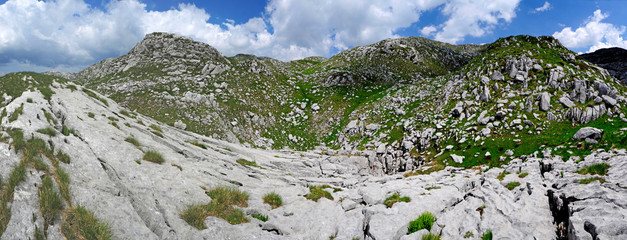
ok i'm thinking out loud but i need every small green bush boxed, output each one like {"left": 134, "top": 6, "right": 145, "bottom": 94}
{"left": 39, "top": 175, "right": 63, "bottom": 227}
{"left": 506, "top": 182, "right": 520, "bottom": 190}
{"left": 408, "top": 211, "right": 435, "bottom": 234}
{"left": 481, "top": 230, "right": 493, "bottom": 240}
{"left": 579, "top": 177, "right": 605, "bottom": 184}
{"left": 36, "top": 127, "right": 57, "bottom": 137}
{"left": 143, "top": 151, "right": 164, "bottom": 164}
{"left": 252, "top": 213, "right": 268, "bottom": 222}
{"left": 576, "top": 163, "right": 610, "bottom": 176}
{"left": 384, "top": 193, "right": 410, "bottom": 208}
{"left": 263, "top": 192, "right": 283, "bottom": 209}
{"left": 62, "top": 206, "right": 111, "bottom": 240}
{"left": 305, "top": 186, "right": 334, "bottom": 202}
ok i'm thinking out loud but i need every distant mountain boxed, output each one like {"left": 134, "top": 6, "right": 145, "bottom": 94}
{"left": 581, "top": 47, "right": 627, "bottom": 84}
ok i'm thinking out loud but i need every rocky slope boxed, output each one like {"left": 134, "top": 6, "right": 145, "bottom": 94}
{"left": 581, "top": 47, "right": 627, "bottom": 84}
{"left": 1, "top": 72, "right": 626, "bottom": 239}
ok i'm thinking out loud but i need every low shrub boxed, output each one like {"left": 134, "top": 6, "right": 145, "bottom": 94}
{"left": 481, "top": 230, "right": 493, "bottom": 240}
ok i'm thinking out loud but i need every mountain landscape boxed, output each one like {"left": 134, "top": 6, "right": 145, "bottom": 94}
{"left": 1, "top": 33, "right": 626, "bottom": 240}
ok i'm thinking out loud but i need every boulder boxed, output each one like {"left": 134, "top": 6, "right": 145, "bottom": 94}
{"left": 559, "top": 96, "right": 576, "bottom": 108}
{"left": 451, "top": 154, "right": 465, "bottom": 164}
{"left": 572, "top": 127, "right": 604, "bottom": 141}
{"left": 538, "top": 92, "right": 551, "bottom": 111}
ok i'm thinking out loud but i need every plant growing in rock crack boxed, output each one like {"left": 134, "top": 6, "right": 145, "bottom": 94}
{"left": 252, "top": 213, "right": 268, "bottom": 222}
{"left": 39, "top": 175, "right": 63, "bottom": 229}
{"left": 497, "top": 171, "right": 510, "bottom": 181}
{"left": 579, "top": 177, "right": 605, "bottom": 184}
{"left": 143, "top": 150, "right": 165, "bottom": 164}
{"left": 125, "top": 137, "right": 141, "bottom": 147}
{"left": 36, "top": 127, "right": 57, "bottom": 137}
{"left": 408, "top": 211, "right": 435, "bottom": 234}
{"left": 181, "top": 186, "right": 249, "bottom": 229}
{"left": 384, "top": 193, "right": 410, "bottom": 208}
{"left": 263, "top": 192, "right": 283, "bottom": 209}
{"left": 481, "top": 230, "right": 493, "bottom": 240}
{"left": 422, "top": 233, "right": 441, "bottom": 240}
{"left": 236, "top": 158, "right": 264, "bottom": 169}
{"left": 506, "top": 182, "right": 520, "bottom": 190}
{"left": 305, "top": 185, "right": 334, "bottom": 202}
{"left": 576, "top": 163, "right": 610, "bottom": 175}
{"left": 62, "top": 206, "right": 111, "bottom": 240}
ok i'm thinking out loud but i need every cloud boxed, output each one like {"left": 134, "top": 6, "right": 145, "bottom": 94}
{"left": 553, "top": 9, "right": 627, "bottom": 52}
{"left": 0, "top": 0, "right": 523, "bottom": 73}
{"left": 533, "top": 1, "right": 551, "bottom": 13}
{"left": 434, "top": 0, "right": 521, "bottom": 44}
{"left": 421, "top": 25, "right": 438, "bottom": 36}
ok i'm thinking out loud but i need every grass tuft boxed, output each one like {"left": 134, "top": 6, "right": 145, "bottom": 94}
{"left": 125, "top": 137, "right": 141, "bottom": 147}
{"left": 39, "top": 175, "right": 63, "bottom": 228}
{"left": 62, "top": 206, "right": 111, "bottom": 240}
{"left": 408, "top": 211, "right": 435, "bottom": 234}
{"left": 181, "top": 186, "right": 250, "bottom": 229}
{"left": 305, "top": 185, "right": 334, "bottom": 202}
{"left": 497, "top": 171, "right": 510, "bottom": 181}
{"left": 36, "top": 127, "right": 57, "bottom": 137}
{"left": 56, "top": 167, "right": 71, "bottom": 203}
{"left": 263, "top": 192, "right": 283, "bottom": 209}
{"left": 143, "top": 150, "right": 164, "bottom": 164}
{"left": 8, "top": 103, "right": 24, "bottom": 122}
{"left": 188, "top": 141, "right": 207, "bottom": 149}
{"left": 149, "top": 124, "right": 163, "bottom": 133}
{"left": 506, "top": 182, "right": 520, "bottom": 190}
{"left": 576, "top": 163, "right": 610, "bottom": 176}
{"left": 422, "top": 233, "right": 441, "bottom": 240}
{"left": 56, "top": 151, "right": 71, "bottom": 164}
{"left": 236, "top": 159, "right": 264, "bottom": 169}
{"left": 481, "top": 230, "right": 493, "bottom": 240}
{"left": 579, "top": 177, "right": 605, "bottom": 184}
{"left": 252, "top": 213, "right": 268, "bottom": 222}
{"left": 384, "top": 193, "right": 410, "bottom": 208}
{"left": 518, "top": 172, "right": 528, "bottom": 178}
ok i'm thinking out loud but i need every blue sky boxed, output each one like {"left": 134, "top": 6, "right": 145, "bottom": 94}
{"left": 0, "top": 0, "right": 626, "bottom": 75}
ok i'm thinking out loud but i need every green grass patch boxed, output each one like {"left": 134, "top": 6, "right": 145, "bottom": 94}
{"left": 576, "top": 163, "right": 610, "bottom": 175}
{"left": 61, "top": 125, "right": 74, "bottom": 136}
{"left": 497, "top": 171, "right": 510, "bottom": 181}
{"left": 88, "top": 112, "right": 95, "bottom": 118}
{"left": 425, "top": 186, "right": 441, "bottom": 190}
{"left": 151, "top": 130, "right": 164, "bottom": 138}
{"left": 56, "top": 151, "right": 71, "bottom": 164}
{"left": 252, "top": 213, "right": 268, "bottom": 222}
{"left": 506, "top": 182, "right": 520, "bottom": 190}
{"left": 404, "top": 162, "right": 446, "bottom": 177}
{"left": 43, "top": 110, "right": 57, "bottom": 124}
{"left": 149, "top": 124, "right": 163, "bottom": 132}
{"left": 188, "top": 141, "right": 207, "bottom": 149}
{"left": 62, "top": 206, "right": 111, "bottom": 240}
{"left": 384, "top": 193, "right": 411, "bottom": 208}
{"left": 579, "top": 177, "right": 605, "bottom": 184}
{"left": 8, "top": 103, "right": 24, "bottom": 122}
{"left": 305, "top": 185, "right": 334, "bottom": 202}
{"left": 39, "top": 175, "right": 63, "bottom": 228}
{"left": 82, "top": 89, "right": 109, "bottom": 106}
{"left": 56, "top": 167, "right": 71, "bottom": 203}
{"left": 408, "top": 211, "right": 435, "bottom": 234}
{"left": 236, "top": 159, "right": 263, "bottom": 169}
{"left": 263, "top": 192, "right": 283, "bottom": 209}
{"left": 125, "top": 137, "right": 141, "bottom": 147}
{"left": 143, "top": 150, "right": 165, "bottom": 164}
{"left": 36, "top": 127, "right": 57, "bottom": 137}
{"left": 518, "top": 172, "right": 529, "bottom": 178}
{"left": 181, "top": 186, "right": 249, "bottom": 229}
{"left": 422, "top": 233, "right": 441, "bottom": 240}
{"left": 33, "top": 157, "right": 49, "bottom": 171}
{"left": 481, "top": 230, "right": 493, "bottom": 240}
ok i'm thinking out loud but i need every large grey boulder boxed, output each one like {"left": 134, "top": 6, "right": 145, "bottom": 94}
{"left": 539, "top": 92, "right": 551, "bottom": 111}
{"left": 572, "top": 127, "right": 604, "bottom": 141}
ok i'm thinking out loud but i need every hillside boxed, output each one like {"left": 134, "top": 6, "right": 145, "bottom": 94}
{"left": 0, "top": 72, "right": 626, "bottom": 239}
{"left": 581, "top": 47, "right": 627, "bottom": 84}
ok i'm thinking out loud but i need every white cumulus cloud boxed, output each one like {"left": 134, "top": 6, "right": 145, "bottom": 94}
{"left": 534, "top": 1, "right": 551, "bottom": 13}
{"left": 553, "top": 9, "right": 627, "bottom": 52}
{"left": 0, "top": 0, "right": 523, "bottom": 72}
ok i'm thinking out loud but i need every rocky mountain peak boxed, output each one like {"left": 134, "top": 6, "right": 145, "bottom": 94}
{"left": 128, "top": 32, "right": 226, "bottom": 62}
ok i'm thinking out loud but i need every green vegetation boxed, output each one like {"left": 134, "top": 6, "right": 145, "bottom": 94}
{"left": 422, "top": 233, "right": 441, "bottom": 240}
{"left": 408, "top": 211, "right": 435, "bottom": 234}
{"left": 56, "top": 168, "right": 71, "bottom": 203}
{"left": 37, "top": 127, "right": 57, "bottom": 137}
{"left": 26, "top": 98, "right": 33, "bottom": 103}
{"left": 83, "top": 88, "right": 109, "bottom": 106}
{"left": 62, "top": 206, "right": 111, "bottom": 240}
{"left": 497, "top": 171, "right": 510, "bottom": 181}
{"left": 506, "top": 182, "right": 520, "bottom": 190}
{"left": 383, "top": 193, "right": 411, "bottom": 208}
{"left": 125, "top": 137, "right": 141, "bottom": 147}
{"left": 120, "top": 110, "right": 132, "bottom": 117}
{"left": 152, "top": 130, "right": 164, "bottom": 138}
{"left": 481, "top": 230, "right": 493, "bottom": 240}
{"left": 236, "top": 158, "right": 263, "bottom": 169}
{"left": 518, "top": 172, "right": 528, "bottom": 178}
{"left": 576, "top": 163, "right": 610, "bottom": 176}
{"left": 305, "top": 185, "right": 334, "bottom": 202}
{"left": 425, "top": 186, "right": 441, "bottom": 190}
{"left": 149, "top": 124, "right": 163, "bottom": 133}
{"left": 61, "top": 125, "right": 74, "bottom": 136}
{"left": 181, "top": 186, "right": 249, "bottom": 229}
{"left": 56, "top": 151, "right": 71, "bottom": 164}
{"left": 579, "top": 177, "right": 606, "bottom": 184}
{"left": 8, "top": 103, "right": 24, "bottom": 122}
{"left": 263, "top": 192, "right": 283, "bottom": 209}
{"left": 464, "top": 231, "right": 474, "bottom": 238}
{"left": 39, "top": 175, "right": 63, "bottom": 228}
{"left": 188, "top": 141, "right": 207, "bottom": 149}
{"left": 88, "top": 112, "right": 95, "bottom": 118}
{"left": 143, "top": 150, "right": 165, "bottom": 164}
{"left": 252, "top": 213, "right": 268, "bottom": 222}
{"left": 43, "top": 110, "right": 57, "bottom": 124}
{"left": 33, "top": 157, "right": 49, "bottom": 171}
